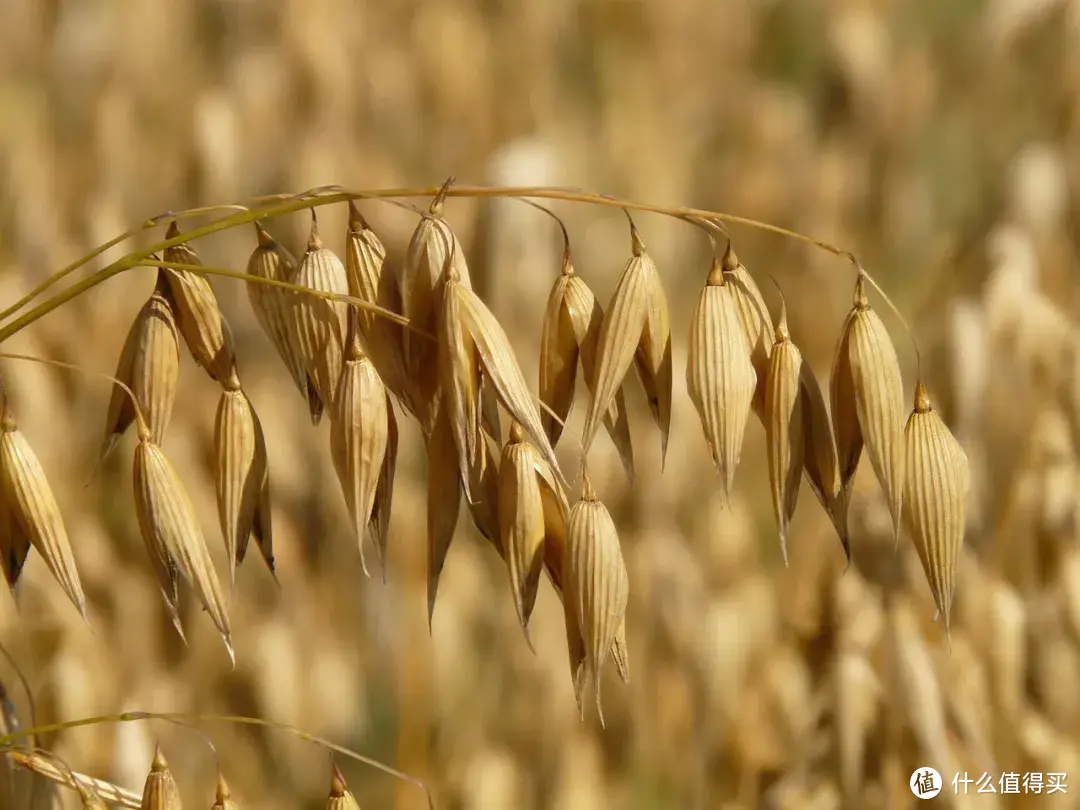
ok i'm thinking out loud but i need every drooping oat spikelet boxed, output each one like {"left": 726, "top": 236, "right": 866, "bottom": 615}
{"left": 721, "top": 243, "right": 772, "bottom": 415}
{"left": 831, "top": 275, "right": 906, "bottom": 543}
{"left": 368, "top": 393, "right": 397, "bottom": 574}
{"left": 564, "top": 470, "right": 629, "bottom": 727}
{"left": 210, "top": 771, "right": 239, "bottom": 810}
{"left": 139, "top": 747, "right": 182, "bottom": 810}
{"left": 799, "top": 364, "right": 849, "bottom": 562}
{"left": 214, "top": 385, "right": 272, "bottom": 585}
{"left": 581, "top": 222, "right": 671, "bottom": 466}
{"left": 499, "top": 422, "right": 569, "bottom": 646}
{"left": 163, "top": 221, "right": 239, "bottom": 387}
{"left": 246, "top": 223, "right": 312, "bottom": 414}
{"left": 344, "top": 201, "right": 387, "bottom": 340}
{"left": 765, "top": 299, "right": 805, "bottom": 565}
{"left": 686, "top": 257, "right": 757, "bottom": 505}
{"left": 426, "top": 400, "right": 462, "bottom": 628}
{"left": 330, "top": 316, "right": 390, "bottom": 578}
{"left": 291, "top": 212, "right": 349, "bottom": 421}
{"left": 134, "top": 432, "right": 233, "bottom": 662}
{"left": 904, "top": 382, "right": 970, "bottom": 634}
{"left": 538, "top": 255, "right": 634, "bottom": 477}
{"left": 0, "top": 398, "right": 86, "bottom": 618}
{"left": 438, "top": 267, "right": 484, "bottom": 502}
{"left": 450, "top": 279, "right": 568, "bottom": 490}
{"left": 101, "top": 271, "right": 180, "bottom": 458}
{"left": 325, "top": 761, "right": 360, "bottom": 810}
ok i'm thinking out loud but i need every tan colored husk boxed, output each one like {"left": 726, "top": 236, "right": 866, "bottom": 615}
{"left": 291, "top": 213, "right": 350, "bottom": 420}
{"left": 464, "top": 426, "right": 503, "bottom": 556}
{"left": 6, "top": 752, "right": 139, "bottom": 809}
{"left": 721, "top": 243, "right": 772, "bottom": 415}
{"left": 765, "top": 303, "right": 805, "bottom": 566}
{"left": 0, "top": 476, "right": 31, "bottom": 598}
{"left": 330, "top": 317, "right": 390, "bottom": 578}
{"left": 101, "top": 271, "right": 180, "bottom": 458}
{"left": 539, "top": 261, "right": 634, "bottom": 477}
{"left": 344, "top": 201, "right": 387, "bottom": 340}
{"left": 799, "top": 363, "right": 850, "bottom": 562}
{"left": 214, "top": 387, "right": 271, "bottom": 585}
{"left": 499, "top": 422, "right": 569, "bottom": 645}
{"left": 451, "top": 280, "right": 568, "bottom": 490}
{"left": 903, "top": 382, "right": 970, "bottom": 633}
{"left": 686, "top": 259, "right": 757, "bottom": 506}
{"left": 133, "top": 436, "right": 233, "bottom": 663}
{"left": 139, "top": 747, "right": 182, "bottom": 810}
{"left": 326, "top": 761, "right": 361, "bottom": 810}
{"left": 564, "top": 471, "right": 629, "bottom": 727}
{"left": 367, "top": 392, "right": 397, "bottom": 574}
{"left": 0, "top": 402, "right": 87, "bottom": 618}
{"left": 246, "top": 223, "right": 312, "bottom": 413}
{"left": 438, "top": 271, "right": 484, "bottom": 502}
{"left": 210, "top": 771, "right": 239, "bottom": 810}
{"left": 581, "top": 224, "right": 671, "bottom": 466}
{"left": 832, "top": 275, "right": 906, "bottom": 543}
{"left": 426, "top": 400, "right": 462, "bottom": 628}
{"left": 163, "top": 221, "right": 239, "bottom": 388}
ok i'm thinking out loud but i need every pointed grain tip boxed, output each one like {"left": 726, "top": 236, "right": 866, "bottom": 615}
{"left": 347, "top": 199, "right": 367, "bottom": 231}
{"left": 721, "top": 241, "right": 739, "bottom": 272}
{"left": 216, "top": 771, "right": 231, "bottom": 802}
{"left": 255, "top": 221, "right": 275, "bottom": 247}
{"left": 165, "top": 221, "right": 181, "bottom": 240}
{"left": 914, "top": 381, "right": 931, "bottom": 413}
{"left": 852, "top": 274, "right": 869, "bottom": 309}
{"left": 628, "top": 218, "right": 645, "bottom": 256}
{"left": 706, "top": 255, "right": 725, "bottom": 287}
{"left": 307, "top": 211, "right": 323, "bottom": 252}
{"left": 151, "top": 745, "right": 168, "bottom": 772}
{"left": 330, "top": 760, "right": 348, "bottom": 797}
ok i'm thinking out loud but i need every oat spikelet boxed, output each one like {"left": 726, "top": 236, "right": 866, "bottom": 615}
{"left": 539, "top": 256, "right": 634, "bottom": 477}
{"left": 214, "top": 386, "right": 271, "bottom": 585}
{"left": 832, "top": 275, "right": 906, "bottom": 543}
{"left": 0, "top": 400, "right": 86, "bottom": 618}
{"left": 331, "top": 316, "right": 390, "bottom": 578}
{"left": 499, "top": 422, "right": 569, "bottom": 647}
{"left": 210, "top": 771, "right": 239, "bottom": 810}
{"left": 368, "top": 393, "right": 397, "bottom": 577}
{"left": 0, "top": 480, "right": 30, "bottom": 600}
{"left": 722, "top": 243, "right": 772, "bottom": 416}
{"left": 6, "top": 751, "right": 140, "bottom": 809}
{"left": 134, "top": 434, "right": 234, "bottom": 663}
{"left": 799, "top": 363, "right": 849, "bottom": 562}
{"left": 246, "top": 223, "right": 311, "bottom": 411}
{"left": 904, "top": 382, "right": 969, "bottom": 634}
{"left": 139, "top": 746, "right": 182, "bottom": 810}
{"left": 426, "top": 400, "right": 461, "bottom": 629}
{"left": 565, "top": 470, "right": 629, "bottom": 727}
{"left": 345, "top": 201, "right": 387, "bottom": 340}
{"left": 291, "top": 212, "right": 349, "bottom": 421}
{"left": 451, "top": 280, "right": 568, "bottom": 490}
{"left": 765, "top": 298, "right": 805, "bottom": 565}
{"left": 686, "top": 257, "right": 757, "bottom": 506}
{"left": 581, "top": 223, "right": 671, "bottom": 466}
{"left": 101, "top": 271, "right": 180, "bottom": 458}
{"left": 326, "top": 760, "right": 361, "bottom": 810}
{"left": 163, "top": 221, "right": 239, "bottom": 387}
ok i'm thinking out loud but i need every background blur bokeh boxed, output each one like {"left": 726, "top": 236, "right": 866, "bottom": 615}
{"left": 2, "top": 1, "right": 1080, "bottom": 808}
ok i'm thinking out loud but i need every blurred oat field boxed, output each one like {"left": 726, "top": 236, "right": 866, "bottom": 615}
{"left": 1, "top": 1, "right": 1080, "bottom": 808}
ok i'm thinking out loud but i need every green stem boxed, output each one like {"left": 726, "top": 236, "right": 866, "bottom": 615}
{"left": 0, "top": 710, "right": 435, "bottom": 810}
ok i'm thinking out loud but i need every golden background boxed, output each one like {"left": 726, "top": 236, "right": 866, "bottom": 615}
{"left": 1, "top": 1, "right": 1079, "bottom": 808}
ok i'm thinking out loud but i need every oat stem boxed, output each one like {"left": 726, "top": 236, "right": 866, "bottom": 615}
{"left": 0, "top": 710, "right": 435, "bottom": 810}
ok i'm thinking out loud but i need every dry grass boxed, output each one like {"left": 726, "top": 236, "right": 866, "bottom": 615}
{"left": 0, "top": 2, "right": 1079, "bottom": 809}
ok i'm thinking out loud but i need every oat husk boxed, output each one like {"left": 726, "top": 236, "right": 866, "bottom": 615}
{"left": 326, "top": 761, "right": 361, "bottom": 810}
{"left": 134, "top": 433, "right": 233, "bottom": 662}
{"left": 564, "top": 470, "right": 629, "bottom": 726}
{"left": 499, "top": 422, "right": 569, "bottom": 647}
{"left": 0, "top": 399, "right": 87, "bottom": 619}
{"left": 210, "top": 771, "right": 239, "bottom": 810}
{"left": 139, "top": 747, "right": 182, "bottom": 810}
{"left": 214, "top": 386, "right": 273, "bottom": 585}
{"left": 344, "top": 201, "right": 387, "bottom": 341}
{"left": 368, "top": 392, "right": 397, "bottom": 574}
{"left": 904, "top": 382, "right": 970, "bottom": 634}
{"left": 6, "top": 751, "right": 138, "bottom": 809}
{"left": 721, "top": 243, "right": 772, "bottom": 415}
{"left": 330, "top": 315, "right": 390, "bottom": 578}
{"left": 581, "top": 223, "right": 671, "bottom": 466}
{"left": 0, "top": 479, "right": 31, "bottom": 600}
{"left": 101, "top": 271, "right": 180, "bottom": 459}
{"left": 686, "top": 257, "right": 757, "bottom": 506}
{"left": 831, "top": 275, "right": 906, "bottom": 544}
{"left": 799, "top": 363, "right": 850, "bottom": 562}
{"left": 291, "top": 213, "right": 350, "bottom": 421}
{"left": 426, "top": 399, "right": 462, "bottom": 629}
{"left": 163, "top": 222, "right": 239, "bottom": 387}
{"left": 540, "top": 252, "right": 634, "bottom": 479}
{"left": 765, "top": 301, "right": 805, "bottom": 565}
{"left": 246, "top": 223, "right": 312, "bottom": 414}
